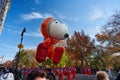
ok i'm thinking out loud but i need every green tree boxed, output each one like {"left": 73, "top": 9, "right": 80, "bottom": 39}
{"left": 14, "top": 49, "right": 40, "bottom": 68}
{"left": 89, "top": 45, "right": 108, "bottom": 70}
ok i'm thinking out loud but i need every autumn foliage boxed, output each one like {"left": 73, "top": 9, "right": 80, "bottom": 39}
{"left": 95, "top": 11, "right": 120, "bottom": 69}
{"left": 95, "top": 11, "right": 120, "bottom": 53}
{"left": 66, "top": 30, "right": 95, "bottom": 67}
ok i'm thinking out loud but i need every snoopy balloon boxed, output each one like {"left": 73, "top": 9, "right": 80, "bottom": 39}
{"left": 35, "top": 18, "right": 69, "bottom": 64}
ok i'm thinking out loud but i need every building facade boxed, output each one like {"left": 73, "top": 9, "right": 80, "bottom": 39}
{"left": 0, "top": 0, "right": 11, "bottom": 34}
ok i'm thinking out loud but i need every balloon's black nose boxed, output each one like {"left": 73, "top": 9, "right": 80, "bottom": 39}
{"left": 64, "top": 33, "right": 69, "bottom": 38}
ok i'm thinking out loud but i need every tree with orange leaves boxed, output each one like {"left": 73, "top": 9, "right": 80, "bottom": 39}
{"left": 95, "top": 11, "right": 120, "bottom": 53}
{"left": 66, "top": 30, "right": 95, "bottom": 67}
{"left": 95, "top": 11, "right": 120, "bottom": 69}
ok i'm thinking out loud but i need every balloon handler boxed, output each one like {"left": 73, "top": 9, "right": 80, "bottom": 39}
{"left": 35, "top": 17, "right": 69, "bottom": 64}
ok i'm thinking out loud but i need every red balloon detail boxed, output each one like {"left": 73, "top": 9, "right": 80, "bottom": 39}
{"left": 53, "top": 47, "right": 64, "bottom": 64}
{"left": 35, "top": 43, "right": 48, "bottom": 62}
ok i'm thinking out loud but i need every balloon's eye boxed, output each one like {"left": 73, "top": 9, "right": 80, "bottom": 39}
{"left": 55, "top": 21, "right": 58, "bottom": 23}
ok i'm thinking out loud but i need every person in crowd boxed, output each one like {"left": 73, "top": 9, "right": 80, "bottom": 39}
{"left": 118, "top": 68, "right": 120, "bottom": 74}
{"left": 116, "top": 74, "right": 120, "bottom": 80}
{"left": 46, "top": 68, "right": 55, "bottom": 80}
{"left": 108, "top": 68, "right": 112, "bottom": 78}
{"left": 80, "top": 68, "right": 84, "bottom": 74}
{"left": 116, "top": 68, "right": 120, "bottom": 80}
{"left": 96, "top": 71, "right": 109, "bottom": 80}
{"left": 27, "top": 70, "right": 46, "bottom": 80}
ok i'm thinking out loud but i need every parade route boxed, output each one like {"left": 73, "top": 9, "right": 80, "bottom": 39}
{"left": 0, "top": 0, "right": 120, "bottom": 80}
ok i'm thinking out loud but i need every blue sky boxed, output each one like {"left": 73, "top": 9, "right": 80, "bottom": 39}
{"left": 0, "top": 0, "right": 120, "bottom": 62}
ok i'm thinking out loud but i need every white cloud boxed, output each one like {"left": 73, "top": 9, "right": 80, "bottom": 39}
{"left": 3, "top": 44, "right": 18, "bottom": 50}
{"left": 2, "top": 25, "right": 20, "bottom": 35}
{"left": 25, "top": 27, "right": 43, "bottom": 37}
{"left": 22, "top": 12, "right": 53, "bottom": 21}
{"left": 53, "top": 11, "right": 66, "bottom": 19}
{"left": 53, "top": 11, "right": 79, "bottom": 21}
{"left": 22, "top": 11, "right": 79, "bottom": 21}
{"left": 25, "top": 32, "right": 43, "bottom": 37}
{"left": 22, "top": 12, "right": 43, "bottom": 20}
{"left": 4, "top": 25, "right": 43, "bottom": 38}
{"left": 89, "top": 9, "right": 103, "bottom": 21}
{"left": 4, "top": 27, "right": 20, "bottom": 34}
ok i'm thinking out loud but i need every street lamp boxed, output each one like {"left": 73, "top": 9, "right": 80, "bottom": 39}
{"left": 16, "top": 27, "right": 26, "bottom": 69}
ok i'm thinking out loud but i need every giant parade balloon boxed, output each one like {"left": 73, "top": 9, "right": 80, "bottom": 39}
{"left": 35, "top": 17, "right": 69, "bottom": 64}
